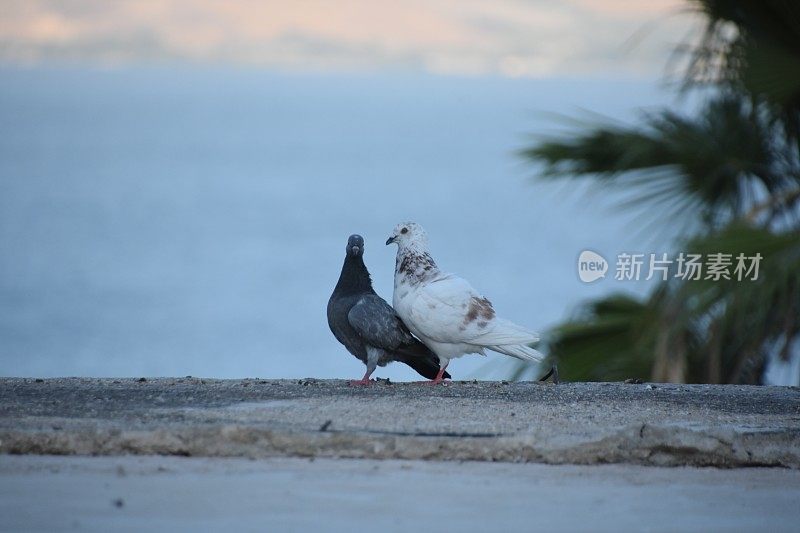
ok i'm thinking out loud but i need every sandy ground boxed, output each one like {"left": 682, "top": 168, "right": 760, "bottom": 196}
{"left": 1, "top": 455, "right": 799, "bottom": 532}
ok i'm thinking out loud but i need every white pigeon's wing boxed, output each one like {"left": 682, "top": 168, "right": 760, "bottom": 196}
{"left": 406, "top": 275, "right": 495, "bottom": 343}
{"left": 408, "top": 274, "right": 540, "bottom": 348}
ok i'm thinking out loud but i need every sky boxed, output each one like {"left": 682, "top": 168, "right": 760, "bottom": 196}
{"left": 0, "top": 0, "right": 698, "bottom": 77}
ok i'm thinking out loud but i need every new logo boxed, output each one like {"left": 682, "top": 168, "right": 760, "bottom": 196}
{"left": 578, "top": 250, "right": 608, "bottom": 283}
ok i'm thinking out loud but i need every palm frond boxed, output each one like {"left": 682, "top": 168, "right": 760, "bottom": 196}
{"left": 523, "top": 94, "right": 789, "bottom": 228}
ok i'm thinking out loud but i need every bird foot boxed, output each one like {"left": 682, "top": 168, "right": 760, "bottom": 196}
{"left": 411, "top": 378, "right": 448, "bottom": 385}
{"left": 416, "top": 366, "right": 449, "bottom": 385}
{"left": 349, "top": 378, "right": 372, "bottom": 386}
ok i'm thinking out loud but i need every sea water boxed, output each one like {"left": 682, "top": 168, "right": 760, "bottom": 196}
{"left": 0, "top": 67, "right": 675, "bottom": 380}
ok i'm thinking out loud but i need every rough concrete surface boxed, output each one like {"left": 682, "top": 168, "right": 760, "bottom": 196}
{"left": 1, "top": 378, "right": 799, "bottom": 468}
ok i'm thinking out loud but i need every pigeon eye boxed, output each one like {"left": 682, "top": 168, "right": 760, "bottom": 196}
{"left": 400, "top": 227, "right": 408, "bottom": 234}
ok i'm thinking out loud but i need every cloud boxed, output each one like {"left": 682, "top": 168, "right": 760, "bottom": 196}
{"left": 0, "top": 0, "right": 698, "bottom": 77}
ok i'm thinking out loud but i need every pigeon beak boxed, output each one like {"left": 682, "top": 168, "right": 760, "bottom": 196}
{"left": 351, "top": 245, "right": 360, "bottom": 254}
{"left": 385, "top": 236, "right": 396, "bottom": 245}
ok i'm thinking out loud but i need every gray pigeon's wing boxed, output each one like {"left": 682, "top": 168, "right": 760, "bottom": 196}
{"left": 327, "top": 295, "right": 368, "bottom": 362}
{"left": 347, "top": 294, "right": 412, "bottom": 352}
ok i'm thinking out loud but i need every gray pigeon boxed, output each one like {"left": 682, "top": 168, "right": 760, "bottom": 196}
{"left": 328, "top": 234, "right": 451, "bottom": 384}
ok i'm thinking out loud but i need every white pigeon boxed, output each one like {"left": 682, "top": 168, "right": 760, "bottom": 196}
{"left": 386, "top": 222, "right": 544, "bottom": 383}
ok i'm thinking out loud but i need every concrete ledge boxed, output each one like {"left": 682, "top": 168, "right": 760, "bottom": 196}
{"left": 1, "top": 378, "right": 799, "bottom": 468}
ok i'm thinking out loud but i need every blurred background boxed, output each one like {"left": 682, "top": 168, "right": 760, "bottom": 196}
{"left": 1, "top": 1, "right": 797, "bottom": 384}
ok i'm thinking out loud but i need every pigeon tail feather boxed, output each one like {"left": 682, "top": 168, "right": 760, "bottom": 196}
{"left": 486, "top": 343, "right": 545, "bottom": 363}
{"left": 471, "top": 318, "right": 540, "bottom": 346}
{"left": 394, "top": 341, "right": 452, "bottom": 380}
